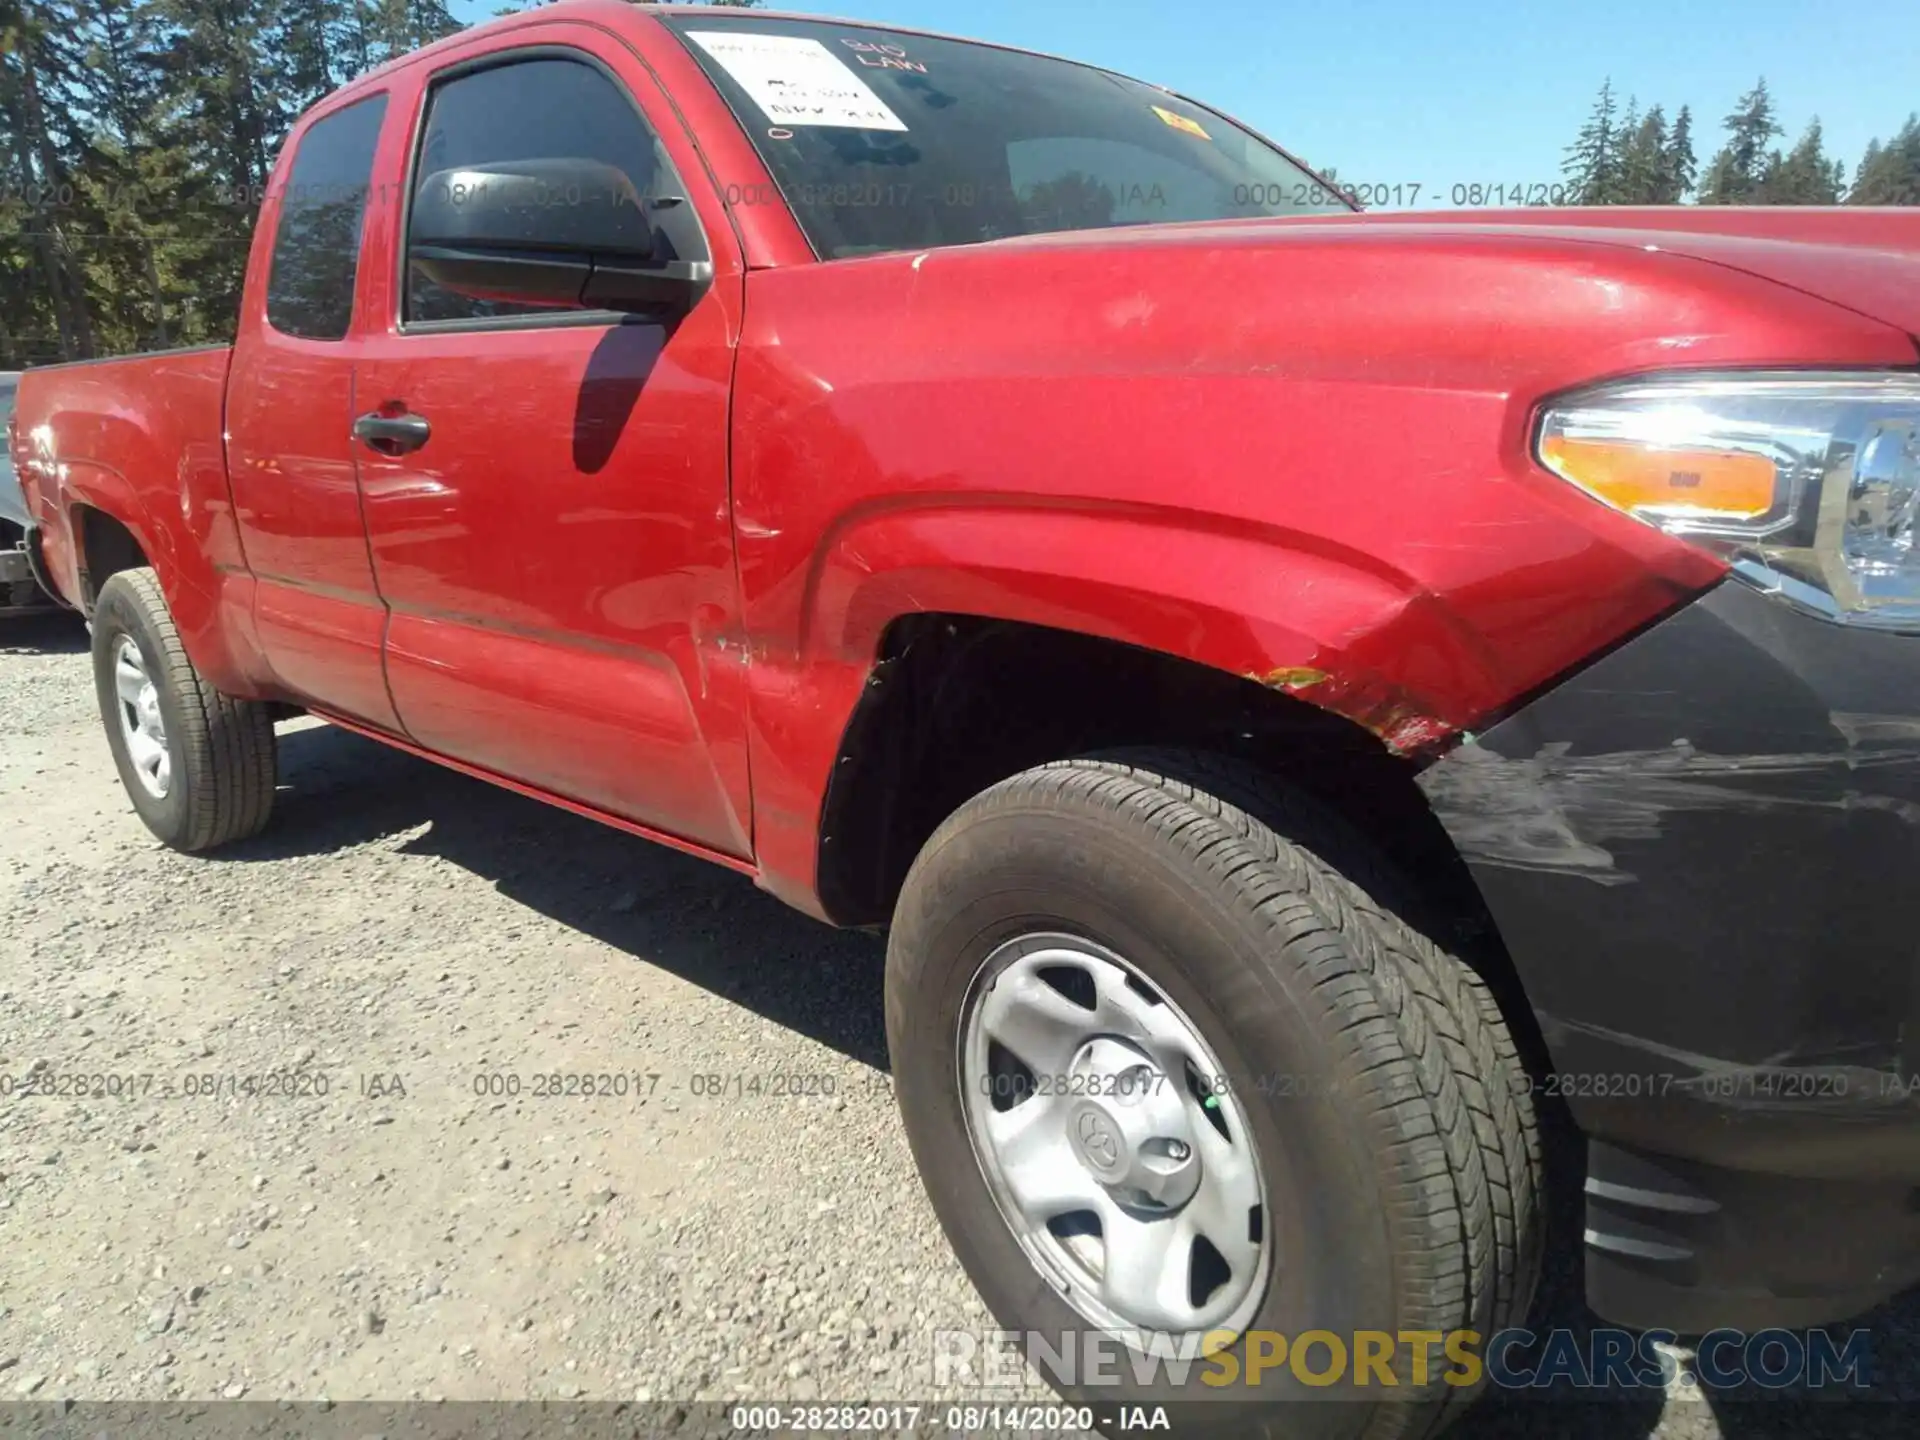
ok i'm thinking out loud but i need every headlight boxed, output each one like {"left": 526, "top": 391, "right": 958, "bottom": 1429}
{"left": 1537, "top": 371, "right": 1920, "bottom": 630}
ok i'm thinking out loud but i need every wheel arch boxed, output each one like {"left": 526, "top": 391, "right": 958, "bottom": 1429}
{"left": 57, "top": 481, "right": 269, "bottom": 696}
{"left": 811, "top": 612, "right": 1492, "bottom": 942}
{"left": 761, "top": 498, "right": 1518, "bottom": 929}
{"left": 69, "top": 500, "right": 152, "bottom": 611}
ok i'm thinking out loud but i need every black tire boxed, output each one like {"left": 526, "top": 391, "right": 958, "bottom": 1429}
{"left": 886, "top": 753, "right": 1535, "bottom": 1439}
{"left": 1089, "top": 752, "right": 1546, "bottom": 1356}
{"left": 92, "top": 567, "right": 276, "bottom": 851}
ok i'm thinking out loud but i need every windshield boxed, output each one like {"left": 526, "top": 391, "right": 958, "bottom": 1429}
{"left": 664, "top": 16, "right": 1351, "bottom": 260}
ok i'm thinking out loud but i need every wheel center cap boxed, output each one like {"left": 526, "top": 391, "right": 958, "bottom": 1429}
{"left": 1070, "top": 1103, "right": 1128, "bottom": 1180}
{"left": 1064, "top": 1037, "right": 1205, "bottom": 1211}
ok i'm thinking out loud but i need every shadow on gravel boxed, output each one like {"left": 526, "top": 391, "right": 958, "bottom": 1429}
{"left": 218, "top": 720, "right": 890, "bottom": 1072}
{"left": 0, "top": 607, "right": 86, "bottom": 653}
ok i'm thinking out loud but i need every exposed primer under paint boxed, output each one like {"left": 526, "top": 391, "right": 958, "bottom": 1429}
{"left": 1419, "top": 714, "right": 1920, "bottom": 887}
{"left": 1254, "top": 666, "right": 1329, "bottom": 691}
{"left": 1248, "top": 666, "right": 1453, "bottom": 756}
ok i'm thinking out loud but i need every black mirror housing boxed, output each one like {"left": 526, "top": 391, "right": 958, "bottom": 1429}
{"left": 408, "top": 158, "right": 711, "bottom": 315}
{"left": 412, "top": 158, "right": 654, "bottom": 258}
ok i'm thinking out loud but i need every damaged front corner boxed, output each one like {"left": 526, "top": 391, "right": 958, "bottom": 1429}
{"left": 1252, "top": 665, "right": 1329, "bottom": 692}
{"left": 1247, "top": 665, "right": 1457, "bottom": 757}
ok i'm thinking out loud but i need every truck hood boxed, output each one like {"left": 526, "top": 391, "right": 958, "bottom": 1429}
{"left": 1007, "top": 207, "right": 1920, "bottom": 342}
{"left": 1376, "top": 207, "right": 1920, "bottom": 340}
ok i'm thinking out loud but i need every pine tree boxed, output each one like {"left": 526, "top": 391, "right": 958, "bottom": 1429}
{"left": 1610, "top": 95, "right": 1640, "bottom": 200}
{"left": 142, "top": 0, "right": 297, "bottom": 342}
{"left": 1700, "top": 78, "right": 1782, "bottom": 204}
{"left": 1618, "top": 103, "right": 1668, "bottom": 203}
{"left": 69, "top": 0, "right": 180, "bottom": 352}
{"left": 274, "top": 0, "right": 349, "bottom": 109}
{"left": 0, "top": 0, "right": 99, "bottom": 359}
{"left": 1758, "top": 119, "right": 1844, "bottom": 204}
{"left": 1563, "top": 79, "right": 1621, "bottom": 205}
{"left": 1661, "top": 105, "right": 1697, "bottom": 202}
{"left": 1849, "top": 116, "right": 1920, "bottom": 204}
{"left": 348, "top": 0, "right": 457, "bottom": 72}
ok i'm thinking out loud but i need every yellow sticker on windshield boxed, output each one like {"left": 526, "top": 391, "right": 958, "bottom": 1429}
{"left": 1152, "top": 105, "right": 1211, "bottom": 140}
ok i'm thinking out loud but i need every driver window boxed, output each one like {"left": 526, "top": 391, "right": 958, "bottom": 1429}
{"left": 407, "top": 56, "right": 676, "bottom": 324}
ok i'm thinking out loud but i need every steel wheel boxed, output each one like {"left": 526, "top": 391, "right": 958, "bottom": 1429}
{"left": 113, "top": 634, "right": 171, "bottom": 799}
{"left": 959, "top": 932, "right": 1269, "bottom": 1341}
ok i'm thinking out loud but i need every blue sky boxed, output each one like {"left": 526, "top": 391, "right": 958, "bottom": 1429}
{"left": 449, "top": 0, "right": 1919, "bottom": 203}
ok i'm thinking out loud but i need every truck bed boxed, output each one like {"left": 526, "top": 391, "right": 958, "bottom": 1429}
{"left": 10, "top": 345, "right": 236, "bottom": 613}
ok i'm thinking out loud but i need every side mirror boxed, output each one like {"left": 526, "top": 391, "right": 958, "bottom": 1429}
{"left": 408, "top": 158, "right": 710, "bottom": 314}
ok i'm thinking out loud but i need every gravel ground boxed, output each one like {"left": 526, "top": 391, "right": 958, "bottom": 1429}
{"left": 2, "top": 609, "right": 1914, "bottom": 1438}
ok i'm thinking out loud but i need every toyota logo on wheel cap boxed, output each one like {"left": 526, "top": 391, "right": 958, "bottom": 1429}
{"left": 1074, "top": 1106, "right": 1123, "bottom": 1174}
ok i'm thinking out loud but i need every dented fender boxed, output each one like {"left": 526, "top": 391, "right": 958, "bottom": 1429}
{"left": 799, "top": 502, "right": 1493, "bottom": 744}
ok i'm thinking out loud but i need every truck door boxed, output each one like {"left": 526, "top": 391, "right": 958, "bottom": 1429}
{"left": 226, "top": 92, "right": 404, "bottom": 731}
{"left": 349, "top": 31, "right": 753, "bottom": 858}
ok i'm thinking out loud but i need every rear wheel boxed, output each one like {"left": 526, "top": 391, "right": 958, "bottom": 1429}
{"left": 885, "top": 752, "right": 1538, "bottom": 1438}
{"left": 91, "top": 567, "right": 276, "bottom": 850}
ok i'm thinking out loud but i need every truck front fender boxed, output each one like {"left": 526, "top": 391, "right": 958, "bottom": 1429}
{"left": 742, "top": 495, "right": 1701, "bottom": 919}
{"left": 803, "top": 497, "right": 1495, "bottom": 751}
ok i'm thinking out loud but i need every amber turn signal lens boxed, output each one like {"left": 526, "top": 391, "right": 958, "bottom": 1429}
{"left": 1539, "top": 434, "right": 1777, "bottom": 519}
{"left": 1537, "top": 372, "right": 1920, "bottom": 630}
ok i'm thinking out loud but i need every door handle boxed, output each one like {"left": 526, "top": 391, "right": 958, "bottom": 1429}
{"left": 352, "top": 409, "right": 431, "bottom": 456}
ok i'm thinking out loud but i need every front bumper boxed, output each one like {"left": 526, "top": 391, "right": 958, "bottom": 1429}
{"left": 1420, "top": 577, "right": 1920, "bottom": 1331}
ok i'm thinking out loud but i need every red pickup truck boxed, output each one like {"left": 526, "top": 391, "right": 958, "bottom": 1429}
{"left": 12, "top": 1, "right": 1920, "bottom": 1422}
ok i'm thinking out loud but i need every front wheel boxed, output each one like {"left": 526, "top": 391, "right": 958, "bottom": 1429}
{"left": 91, "top": 567, "right": 277, "bottom": 851}
{"left": 886, "top": 754, "right": 1538, "bottom": 1438}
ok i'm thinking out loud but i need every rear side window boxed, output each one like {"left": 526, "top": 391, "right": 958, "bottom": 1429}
{"left": 405, "top": 57, "right": 686, "bottom": 325}
{"left": 266, "top": 96, "right": 388, "bottom": 340}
